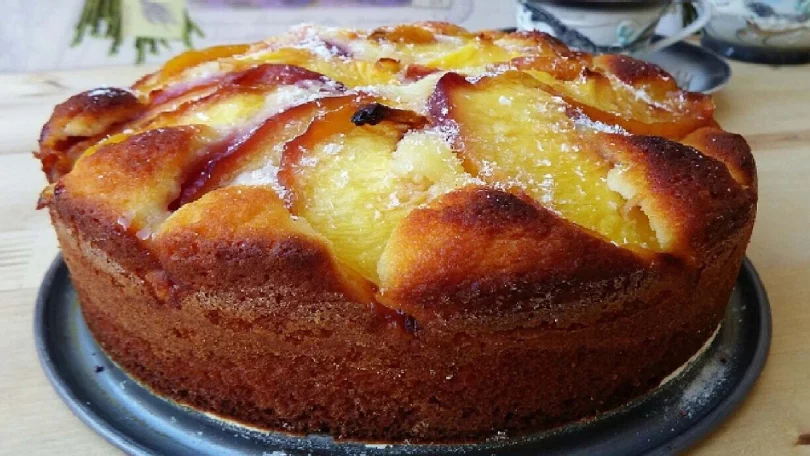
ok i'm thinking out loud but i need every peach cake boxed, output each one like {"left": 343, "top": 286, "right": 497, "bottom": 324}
{"left": 36, "top": 22, "right": 756, "bottom": 442}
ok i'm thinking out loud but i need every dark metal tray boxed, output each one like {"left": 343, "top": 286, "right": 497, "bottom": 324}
{"left": 35, "top": 255, "right": 770, "bottom": 455}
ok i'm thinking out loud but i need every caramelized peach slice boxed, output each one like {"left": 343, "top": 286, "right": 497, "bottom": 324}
{"left": 280, "top": 102, "right": 469, "bottom": 282}
{"left": 134, "top": 44, "right": 252, "bottom": 95}
{"left": 246, "top": 47, "right": 397, "bottom": 86}
{"left": 514, "top": 55, "right": 715, "bottom": 140}
{"left": 429, "top": 71, "right": 658, "bottom": 249}
{"left": 420, "top": 41, "right": 517, "bottom": 72}
{"left": 323, "top": 23, "right": 512, "bottom": 71}
{"left": 147, "top": 63, "right": 338, "bottom": 108}
{"left": 369, "top": 24, "right": 438, "bottom": 44}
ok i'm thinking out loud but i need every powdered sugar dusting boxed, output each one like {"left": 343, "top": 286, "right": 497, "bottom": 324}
{"left": 659, "top": 324, "right": 722, "bottom": 387}
{"left": 607, "top": 74, "right": 676, "bottom": 111}
{"left": 230, "top": 162, "right": 287, "bottom": 200}
{"left": 286, "top": 24, "right": 346, "bottom": 61}
{"left": 674, "top": 324, "right": 730, "bottom": 418}
{"left": 573, "top": 114, "right": 629, "bottom": 135}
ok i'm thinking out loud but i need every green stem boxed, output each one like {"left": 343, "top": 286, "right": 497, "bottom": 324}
{"left": 72, "top": 1, "right": 205, "bottom": 63}
{"left": 135, "top": 37, "right": 146, "bottom": 64}
{"left": 107, "top": 0, "right": 121, "bottom": 54}
{"left": 71, "top": 0, "right": 93, "bottom": 46}
{"left": 89, "top": 0, "right": 102, "bottom": 36}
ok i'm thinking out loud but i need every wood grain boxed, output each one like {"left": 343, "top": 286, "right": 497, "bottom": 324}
{"left": 1, "top": 61, "right": 809, "bottom": 455}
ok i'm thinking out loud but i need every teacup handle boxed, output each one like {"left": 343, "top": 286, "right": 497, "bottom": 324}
{"left": 634, "top": 0, "right": 712, "bottom": 56}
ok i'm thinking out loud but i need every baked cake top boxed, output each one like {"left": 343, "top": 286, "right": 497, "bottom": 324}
{"left": 37, "top": 23, "right": 755, "bottom": 322}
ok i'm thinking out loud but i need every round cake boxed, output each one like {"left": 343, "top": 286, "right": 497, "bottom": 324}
{"left": 36, "top": 23, "right": 757, "bottom": 443}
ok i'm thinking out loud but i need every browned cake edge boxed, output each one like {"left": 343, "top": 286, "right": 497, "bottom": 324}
{"left": 49, "top": 200, "right": 753, "bottom": 442}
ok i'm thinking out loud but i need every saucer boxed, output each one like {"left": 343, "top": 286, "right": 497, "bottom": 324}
{"left": 643, "top": 36, "right": 732, "bottom": 93}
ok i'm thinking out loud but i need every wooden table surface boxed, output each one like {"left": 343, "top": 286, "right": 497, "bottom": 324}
{"left": 1, "top": 61, "right": 809, "bottom": 455}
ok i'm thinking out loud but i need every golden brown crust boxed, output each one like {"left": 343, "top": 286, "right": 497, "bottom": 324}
{"left": 154, "top": 185, "right": 375, "bottom": 303}
{"left": 57, "top": 126, "right": 217, "bottom": 230}
{"left": 600, "top": 134, "right": 756, "bottom": 259}
{"left": 379, "top": 186, "right": 648, "bottom": 323}
{"left": 681, "top": 126, "right": 757, "bottom": 188}
{"left": 37, "top": 88, "right": 145, "bottom": 181}
{"left": 36, "top": 22, "right": 757, "bottom": 443}
{"left": 54, "top": 207, "right": 744, "bottom": 442}
{"left": 593, "top": 54, "right": 673, "bottom": 86}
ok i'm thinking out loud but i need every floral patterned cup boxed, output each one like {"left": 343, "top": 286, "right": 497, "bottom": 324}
{"left": 516, "top": 0, "right": 711, "bottom": 55}
{"left": 702, "top": 0, "right": 810, "bottom": 63}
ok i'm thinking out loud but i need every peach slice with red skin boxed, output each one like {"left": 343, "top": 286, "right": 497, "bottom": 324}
{"left": 174, "top": 95, "right": 354, "bottom": 207}
{"left": 141, "top": 64, "right": 342, "bottom": 128}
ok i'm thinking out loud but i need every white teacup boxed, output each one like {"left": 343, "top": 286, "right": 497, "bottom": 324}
{"left": 516, "top": 0, "right": 712, "bottom": 55}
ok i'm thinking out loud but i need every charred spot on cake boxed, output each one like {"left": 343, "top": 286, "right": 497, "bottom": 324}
{"left": 350, "top": 103, "right": 427, "bottom": 128}
{"left": 401, "top": 311, "right": 420, "bottom": 333}
{"left": 351, "top": 103, "right": 392, "bottom": 126}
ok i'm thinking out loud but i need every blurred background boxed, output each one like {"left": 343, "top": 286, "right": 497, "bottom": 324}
{"left": 1, "top": 0, "right": 516, "bottom": 72}
{"left": 1, "top": 0, "right": 696, "bottom": 73}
